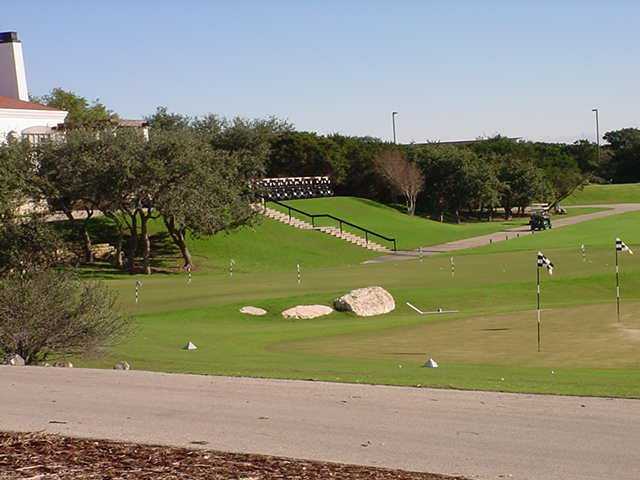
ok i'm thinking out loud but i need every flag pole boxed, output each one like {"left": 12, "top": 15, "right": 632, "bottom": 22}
{"left": 537, "top": 261, "right": 541, "bottom": 352}
{"left": 616, "top": 244, "right": 620, "bottom": 322}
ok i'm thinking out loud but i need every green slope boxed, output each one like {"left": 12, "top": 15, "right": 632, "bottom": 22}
{"left": 564, "top": 183, "right": 640, "bottom": 205}
{"left": 274, "top": 196, "right": 527, "bottom": 250}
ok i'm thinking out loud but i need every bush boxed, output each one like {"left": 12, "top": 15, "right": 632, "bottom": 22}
{"left": 0, "top": 270, "right": 131, "bottom": 365}
{"left": 0, "top": 217, "right": 68, "bottom": 274}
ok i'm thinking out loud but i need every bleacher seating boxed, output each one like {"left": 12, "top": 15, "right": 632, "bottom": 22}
{"left": 256, "top": 176, "right": 333, "bottom": 200}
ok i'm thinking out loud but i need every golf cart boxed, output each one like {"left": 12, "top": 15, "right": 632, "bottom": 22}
{"left": 529, "top": 210, "right": 552, "bottom": 231}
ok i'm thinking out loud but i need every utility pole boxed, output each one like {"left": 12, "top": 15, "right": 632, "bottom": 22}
{"left": 592, "top": 108, "right": 600, "bottom": 165}
{"left": 392, "top": 111, "right": 398, "bottom": 144}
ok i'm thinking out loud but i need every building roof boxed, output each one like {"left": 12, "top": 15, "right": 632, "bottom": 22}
{"left": 0, "top": 95, "right": 64, "bottom": 112}
{"left": 117, "top": 119, "right": 148, "bottom": 128}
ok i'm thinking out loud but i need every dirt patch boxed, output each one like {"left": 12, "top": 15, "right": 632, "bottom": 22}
{"left": 0, "top": 431, "right": 467, "bottom": 480}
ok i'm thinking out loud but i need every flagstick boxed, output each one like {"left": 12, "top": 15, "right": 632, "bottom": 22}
{"left": 450, "top": 256, "right": 455, "bottom": 278}
{"left": 537, "top": 263, "right": 541, "bottom": 352}
{"left": 615, "top": 246, "right": 620, "bottom": 323}
{"left": 297, "top": 263, "right": 301, "bottom": 285}
{"left": 186, "top": 265, "right": 192, "bottom": 284}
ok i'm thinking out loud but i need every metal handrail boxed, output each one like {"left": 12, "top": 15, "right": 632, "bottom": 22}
{"left": 267, "top": 199, "right": 397, "bottom": 251}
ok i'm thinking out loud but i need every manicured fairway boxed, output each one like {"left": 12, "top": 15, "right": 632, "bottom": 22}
{"left": 564, "top": 182, "right": 640, "bottom": 205}
{"left": 78, "top": 209, "right": 640, "bottom": 398}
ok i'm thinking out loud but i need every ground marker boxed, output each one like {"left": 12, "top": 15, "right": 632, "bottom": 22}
{"left": 135, "top": 280, "right": 142, "bottom": 304}
{"left": 406, "top": 302, "right": 458, "bottom": 315}
{"left": 183, "top": 341, "right": 198, "bottom": 351}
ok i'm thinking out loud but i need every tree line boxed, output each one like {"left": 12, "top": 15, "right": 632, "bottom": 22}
{"left": 3, "top": 89, "right": 640, "bottom": 277}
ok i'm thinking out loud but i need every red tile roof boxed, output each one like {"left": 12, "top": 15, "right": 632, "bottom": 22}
{"left": 0, "top": 95, "right": 64, "bottom": 111}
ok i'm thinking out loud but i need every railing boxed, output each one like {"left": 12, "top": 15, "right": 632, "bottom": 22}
{"left": 267, "top": 199, "right": 397, "bottom": 251}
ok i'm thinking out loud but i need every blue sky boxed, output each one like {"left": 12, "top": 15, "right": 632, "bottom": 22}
{"left": 3, "top": 1, "right": 639, "bottom": 143}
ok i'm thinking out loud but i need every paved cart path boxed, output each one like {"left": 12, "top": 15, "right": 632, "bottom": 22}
{"left": 368, "top": 203, "right": 640, "bottom": 263}
{"left": 2, "top": 367, "right": 639, "bottom": 480}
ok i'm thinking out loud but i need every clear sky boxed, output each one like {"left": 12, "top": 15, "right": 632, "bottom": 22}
{"left": 3, "top": 1, "right": 638, "bottom": 143}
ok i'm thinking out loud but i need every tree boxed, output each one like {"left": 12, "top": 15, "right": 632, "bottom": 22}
{"left": 0, "top": 139, "right": 30, "bottom": 223}
{"left": 496, "top": 156, "right": 547, "bottom": 219}
{"left": 374, "top": 149, "right": 424, "bottom": 215}
{"left": 151, "top": 129, "right": 263, "bottom": 269}
{"left": 0, "top": 270, "right": 130, "bottom": 365}
{"left": 32, "top": 130, "right": 106, "bottom": 262}
{"left": 32, "top": 88, "right": 116, "bottom": 128}
{"left": 603, "top": 128, "right": 640, "bottom": 183}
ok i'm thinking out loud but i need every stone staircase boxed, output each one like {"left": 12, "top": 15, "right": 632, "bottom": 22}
{"left": 254, "top": 204, "right": 392, "bottom": 253}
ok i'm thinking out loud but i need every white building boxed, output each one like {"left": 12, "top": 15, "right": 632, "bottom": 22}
{"left": 0, "top": 31, "right": 68, "bottom": 143}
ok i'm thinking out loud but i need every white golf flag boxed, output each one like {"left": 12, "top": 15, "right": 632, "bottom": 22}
{"left": 537, "top": 251, "right": 554, "bottom": 275}
{"left": 616, "top": 238, "right": 633, "bottom": 255}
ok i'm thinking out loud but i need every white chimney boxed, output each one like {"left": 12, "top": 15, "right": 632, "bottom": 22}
{"left": 0, "top": 32, "right": 29, "bottom": 101}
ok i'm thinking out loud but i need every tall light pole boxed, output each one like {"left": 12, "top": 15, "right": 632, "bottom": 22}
{"left": 392, "top": 111, "right": 398, "bottom": 144}
{"left": 592, "top": 108, "right": 600, "bottom": 165}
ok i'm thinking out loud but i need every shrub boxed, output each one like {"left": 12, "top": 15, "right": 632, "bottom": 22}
{"left": 0, "top": 270, "right": 131, "bottom": 365}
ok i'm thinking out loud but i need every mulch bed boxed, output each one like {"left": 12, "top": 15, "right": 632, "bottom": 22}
{"left": 0, "top": 431, "right": 468, "bottom": 480}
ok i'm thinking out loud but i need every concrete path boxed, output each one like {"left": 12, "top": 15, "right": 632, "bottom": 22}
{"left": 2, "top": 367, "right": 639, "bottom": 480}
{"left": 368, "top": 203, "right": 640, "bottom": 263}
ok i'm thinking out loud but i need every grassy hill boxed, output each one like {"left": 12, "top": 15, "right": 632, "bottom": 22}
{"left": 564, "top": 183, "right": 640, "bottom": 205}
{"left": 83, "top": 216, "right": 377, "bottom": 276}
{"left": 273, "top": 196, "right": 527, "bottom": 250}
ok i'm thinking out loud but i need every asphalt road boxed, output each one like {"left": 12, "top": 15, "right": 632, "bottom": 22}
{"left": 368, "top": 203, "right": 640, "bottom": 263}
{"left": 2, "top": 367, "right": 639, "bottom": 479}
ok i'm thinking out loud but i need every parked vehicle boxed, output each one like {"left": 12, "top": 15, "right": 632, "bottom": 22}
{"left": 529, "top": 211, "right": 552, "bottom": 231}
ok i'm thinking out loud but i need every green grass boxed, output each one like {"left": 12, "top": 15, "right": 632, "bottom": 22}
{"left": 75, "top": 206, "right": 640, "bottom": 398}
{"left": 464, "top": 210, "right": 640, "bottom": 256}
{"left": 273, "top": 196, "right": 528, "bottom": 250}
{"left": 564, "top": 183, "right": 640, "bottom": 205}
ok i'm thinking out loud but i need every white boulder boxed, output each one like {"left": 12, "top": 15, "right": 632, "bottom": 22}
{"left": 334, "top": 286, "right": 395, "bottom": 317}
{"left": 282, "top": 305, "right": 333, "bottom": 320}
{"left": 4, "top": 354, "right": 25, "bottom": 366}
{"left": 240, "top": 306, "right": 267, "bottom": 316}
{"left": 114, "top": 361, "right": 131, "bottom": 370}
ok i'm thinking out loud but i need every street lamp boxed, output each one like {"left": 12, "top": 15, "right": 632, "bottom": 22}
{"left": 592, "top": 108, "right": 600, "bottom": 165}
{"left": 392, "top": 111, "right": 398, "bottom": 144}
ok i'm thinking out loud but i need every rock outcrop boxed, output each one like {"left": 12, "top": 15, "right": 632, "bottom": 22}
{"left": 334, "top": 286, "right": 395, "bottom": 317}
{"left": 282, "top": 305, "right": 333, "bottom": 320}
{"left": 240, "top": 306, "right": 267, "bottom": 316}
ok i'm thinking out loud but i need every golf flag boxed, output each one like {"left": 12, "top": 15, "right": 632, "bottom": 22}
{"left": 616, "top": 238, "right": 633, "bottom": 255}
{"left": 537, "top": 252, "right": 554, "bottom": 275}
{"left": 535, "top": 252, "right": 554, "bottom": 352}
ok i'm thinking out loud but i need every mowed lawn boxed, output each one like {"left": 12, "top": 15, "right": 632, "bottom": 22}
{"left": 78, "top": 209, "right": 640, "bottom": 398}
{"left": 564, "top": 182, "right": 640, "bottom": 205}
